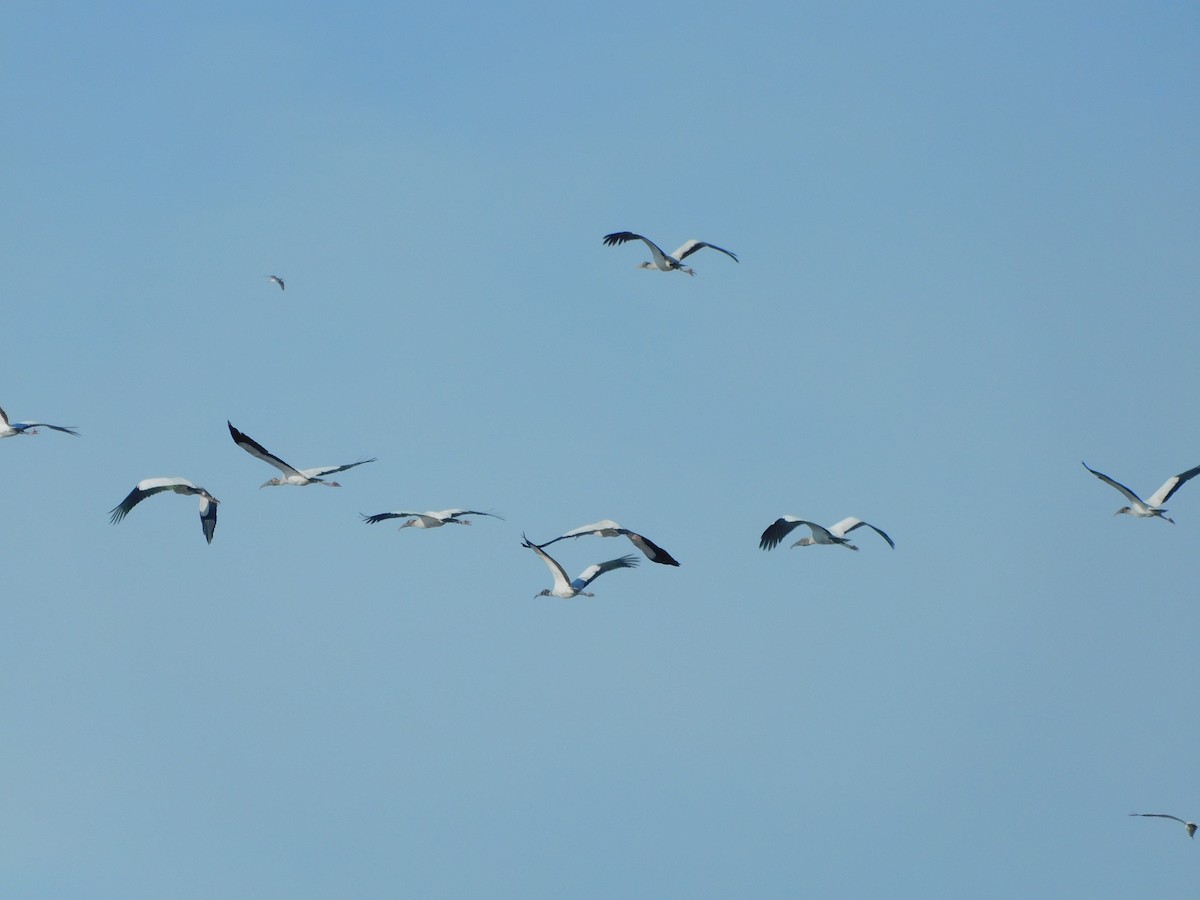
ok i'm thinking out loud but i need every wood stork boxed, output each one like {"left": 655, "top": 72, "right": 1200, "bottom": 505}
{"left": 266, "top": 275, "right": 285, "bottom": 291}
{"left": 361, "top": 509, "right": 503, "bottom": 529}
{"left": 602, "top": 231, "right": 738, "bottom": 276}
{"left": 0, "top": 405, "right": 78, "bottom": 438}
{"left": 1129, "top": 813, "right": 1197, "bottom": 839}
{"left": 1082, "top": 461, "right": 1200, "bottom": 523}
{"left": 228, "top": 421, "right": 375, "bottom": 487}
{"left": 109, "top": 478, "right": 219, "bottom": 544}
{"left": 521, "top": 535, "right": 638, "bottom": 598}
{"left": 533, "top": 519, "right": 680, "bottom": 566}
{"left": 759, "top": 516, "right": 895, "bottom": 552}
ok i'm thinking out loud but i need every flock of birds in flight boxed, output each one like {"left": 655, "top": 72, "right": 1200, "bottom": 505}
{"left": 9, "top": 231, "right": 1200, "bottom": 835}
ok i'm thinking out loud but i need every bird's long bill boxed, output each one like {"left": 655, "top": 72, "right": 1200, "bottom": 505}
{"left": 260, "top": 480, "right": 275, "bottom": 489}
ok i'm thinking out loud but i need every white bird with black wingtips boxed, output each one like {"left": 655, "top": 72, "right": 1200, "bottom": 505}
{"left": 361, "top": 509, "right": 503, "bottom": 529}
{"left": 109, "top": 478, "right": 219, "bottom": 544}
{"left": 0, "top": 405, "right": 78, "bottom": 438}
{"left": 1082, "top": 460, "right": 1200, "bottom": 523}
{"left": 602, "top": 231, "right": 738, "bottom": 276}
{"left": 759, "top": 516, "right": 895, "bottom": 552}
{"left": 228, "top": 421, "right": 375, "bottom": 487}
{"left": 521, "top": 535, "right": 638, "bottom": 598}
{"left": 1130, "top": 813, "right": 1197, "bottom": 839}
{"left": 533, "top": 519, "right": 680, "bottom": 566}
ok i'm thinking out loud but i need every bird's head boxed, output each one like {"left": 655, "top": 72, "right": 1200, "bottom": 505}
{"left": 260, "top": 478, "right": 284, "bottom": 489}
{"left": 326, "top": 481, "right": 342, "bottom": 488}
{"left": 398, "top": 519, "right": 417, "bottom": 529}
{"left": 535, "top": 589, "right": 553, "bottom": 598}
{"left": 791, "top": 537, "right": 815, "bottom": 548}
{"left": 1114, "top": 506, "right": 1132, "bottom": 517}
{"left": 1188, "top": 823, "right": 1197, "bottom": 838}
{"left": 637, "top": 262, "right": 655, "bottom": 270}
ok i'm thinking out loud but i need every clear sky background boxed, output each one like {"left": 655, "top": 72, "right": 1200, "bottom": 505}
{"left": 2, "top": 2, "right": 1198, "bottom": 897}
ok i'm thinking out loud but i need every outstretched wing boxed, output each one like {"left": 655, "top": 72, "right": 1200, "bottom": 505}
{"left": 109, "top": 477, "right": 196, "bottom": 524}
{"left": 522, "top": 535, "right": 573, "bottom": 594}
{"left": 536, "top": 519, "right": 623, "bottom": 547}
{"left": 759, "top": 515, "right": 808, "bottom": 550}
{"left": 1082, "top": 461, "right": 1143, "bottom": 506}
{"left": 1130, "top": 813, "right": 1189, "bottom": 825}
{"left": 12, "top": 421, "right": 78, "bottom": 435}
{"left": 434, "top": 509, "right": 504, "bottom": 521}
{"left": 835, "top": 517, "right": 896, "bottom": 548}
{"left": 622, "top": 531, "right": 681, "bottom": 566}
{"left": 228, "top": 422, "right": 303, "bottom": 477}
{"left": 571, "top": 554, "right": 639, "bottom": 591}
{"left": 1146, "top": 464, "right": 1200, "bottom": 508}
{"left": 671, "top": 240, "right": 738, "bottom": 263}
{"left": 603, "top": 231, "right": 670, "bottom": 268}
{"left": 299, "top": 458, "right": 376, "bottom": 479}
{"left": 361, "top": 511, "right": 422, "bottom": 524}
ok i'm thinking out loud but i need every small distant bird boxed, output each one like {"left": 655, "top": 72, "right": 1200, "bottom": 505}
{"left": 602, "top": 231, "right": 738, "bottom": 276}
{"left": 521, "top": 534, "right": 638, "bottom": 598}
{"left": 1082, "top": 461, "right": 1200, "bottom": 523}
{"left": 0, "top": 405, "right": 78, "bottom": 438}
{"left": 109, "top": 477, "right": 219, "bottom": 544}
{"left": 533, "top": 519, "right": 680, "bottom": 566}
{"left": 361, "top": 508, "right": 503, "bottom": 529}
{"left": 759, "top": 516, "right": 895, "bottom": 552}
{"left": 1129, "top": 813, "right": 1197, "bottom": 839}
{"left": 228, "top": 421, "right": 375, "bottom": 487}
{"left": 266, "top": 275, "right": 285, "bottom": 291}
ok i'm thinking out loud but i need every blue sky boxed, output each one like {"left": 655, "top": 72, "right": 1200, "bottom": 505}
{"left": 3, "top": 2, "right": 1199, "bottom": 896}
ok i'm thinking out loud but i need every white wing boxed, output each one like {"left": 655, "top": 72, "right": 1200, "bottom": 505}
{"left": 1082, "top": 461, "right": 1144, "bottom": 506}
{"left": 298, "top": 458, "right": 376, "bottom": 479}
{"left": 603, "top": 232, "right": 670, "bottom": 268}
{"left": 832, "top": 517, "right": 895, "bottom": 548}
{"left": 228, "top": 422, "right": 304, "bottom": 477}
{"left": 109, "top": 477, "right": 199, "bottom": 523}
{"left": 670, "top": 239, "right": 739, "bottom": 263}
{"left": 430, "top": 509, "right": 502, "bottom": 521}
{"left": 539, "top": 520, "right": 623, "bottom": 546}
{"left": 1146, "top": 464, "right": 1200, "bottom": 508}
{"left": 571, "top": 555, "right": 639, "bottom": 591}
{"left": 523, "top": 536, "right": 573, "bottom": 594}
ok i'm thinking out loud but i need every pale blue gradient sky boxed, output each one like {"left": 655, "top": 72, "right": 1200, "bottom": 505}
{"left": 2, "top": 2, "right": 1199, "bottom": 897}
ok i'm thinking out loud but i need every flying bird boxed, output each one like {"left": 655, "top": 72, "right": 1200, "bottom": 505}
{"left": 109, "top": 477, "right": 219, "bottom": 544}
{"left": 0, "top": 405, "right": 78, "bottom": 438}
{"left": 1129, "top": 813, "right": 1197, "bottom": 839}
{"left": 602, "top": 231, "right": 738, "bottom": 276}
{"left": 361, "top": 508, "right": 503, "bottom": 529}
{"left": 266, "top": 275, "right": 285, "bottom": 291}
{"left": 759, "top": 516, "right": 895, "bottom": 552}
{"left": 533, "top": 519, "right": 680, "bottom": 566}
{"left": 228, "top": 421, "right": 375, "bottom": 487}
{"left": 521, "top": 535, "right": 638, "bottom": 598}
{"left": 1082, "top": 461, "right": 1200, "bottom": 523}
